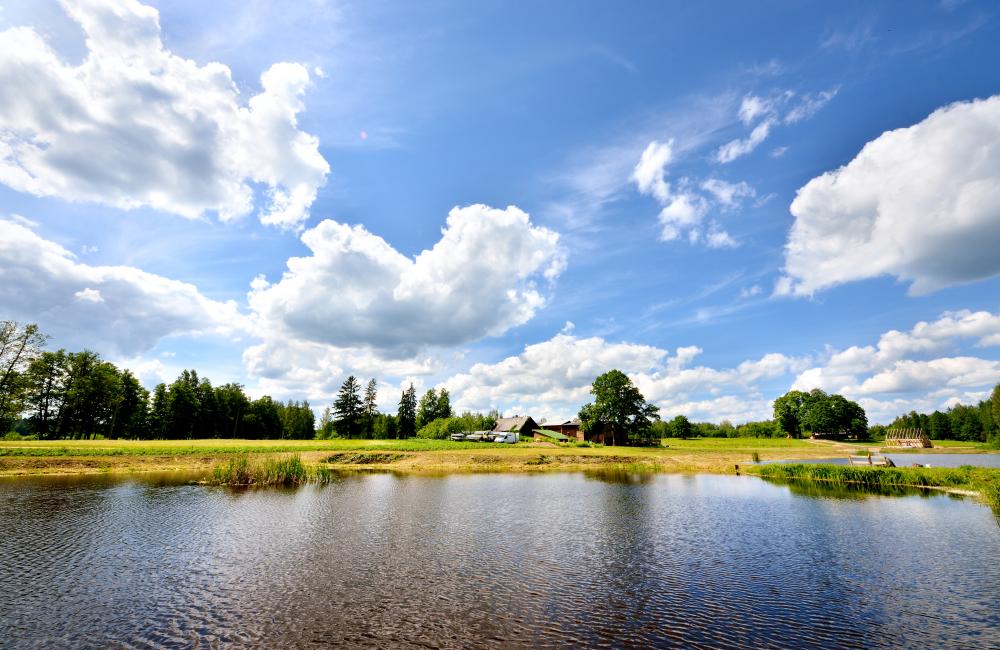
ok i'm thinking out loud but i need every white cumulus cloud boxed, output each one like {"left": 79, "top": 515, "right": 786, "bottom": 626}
{"left": 0, "top": 219, "right": 248, "bottom": 356}
{"left": 0, "top": 0, "right": 329, "bottom": 228}
{"left": 441, "top": 333, "right": 807, "bottom": 424}
{"left": 439, "top": 309, "right": 998, "bottom": 426}
{"left": 778, "top": 95, "right": 1000, "bottom": 296}
{"left": 247, "top": 203, "right": 565, "bottom": 364}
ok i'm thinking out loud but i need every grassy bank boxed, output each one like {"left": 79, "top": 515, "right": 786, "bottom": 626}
{"left": 1, "top": 436, "right": 996, "bottom": 479}
{"left": 749, "top": 463, "right": 1000, "bottom": 508}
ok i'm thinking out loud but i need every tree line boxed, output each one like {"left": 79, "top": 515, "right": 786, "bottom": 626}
{"left": 320, "top": 375, "right": 498, "bottom": 439}
{"left": 5, "top": 320, "right": 998, "bottom": 444}
{"left": 0, "top": 321, "right": 313, "bottom": 440}
{"left": 880, "top": 385, "right": 1000, "bottom": 443}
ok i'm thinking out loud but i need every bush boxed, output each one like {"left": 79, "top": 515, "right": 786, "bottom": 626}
{"left": 736, "top": 421, "right": 779, "bottom": 438}
{"left": 416, "top": 417, "right": 467, "bottom": 439}
{"left": 2, "top": 431, "right": 37, "bottom": 441}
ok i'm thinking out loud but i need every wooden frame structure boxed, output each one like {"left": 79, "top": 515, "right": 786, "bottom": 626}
{"left": 883, "top": 428, "right": 932, "bottom": 448}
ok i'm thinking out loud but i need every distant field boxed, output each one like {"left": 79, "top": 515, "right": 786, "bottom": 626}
{"left": 0, "top": 438, "right": 510, "bottom": 457}
{"left": 0, "top": 436, "right": 993, "bottom": 477}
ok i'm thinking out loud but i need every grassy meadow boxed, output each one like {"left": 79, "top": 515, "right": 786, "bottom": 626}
{"left": 1, "top": 435, "right": 994, "bottom": 478}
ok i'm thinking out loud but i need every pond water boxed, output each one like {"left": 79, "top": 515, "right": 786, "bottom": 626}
{"left": 773, "top": 453, "right": 1000, "bottom": 468}
{"left": 1, "top": 471, "right": 998, "bottom": 648}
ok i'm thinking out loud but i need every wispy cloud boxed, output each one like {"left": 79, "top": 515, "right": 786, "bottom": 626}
{"left": 715, "top": 87, "right": 838, "bottom": 163}
{"left": 541, "top": 91, "right": 735, "bottom": 232}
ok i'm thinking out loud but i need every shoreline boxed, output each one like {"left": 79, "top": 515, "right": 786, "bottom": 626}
{"left": 2, "top": 437, "right": 996, "bottom": 479}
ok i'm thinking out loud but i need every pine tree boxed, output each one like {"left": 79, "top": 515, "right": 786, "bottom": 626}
{"left": 397, "top": 383, "right": 417, "bottom": 439}
{"left": 363, "top": 378, "right": 378, "bottom": 438}
{"left": 333, "top": 375, "right": 363, "bottom": 438}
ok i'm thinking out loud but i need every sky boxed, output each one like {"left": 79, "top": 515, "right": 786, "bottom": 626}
{"left": 1, "top": 0, "right": 999, "bottom": 425}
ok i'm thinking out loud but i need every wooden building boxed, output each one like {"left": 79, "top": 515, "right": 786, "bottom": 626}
{"left": 542, "top": 418, "right": 607, "bottom": 444}
{"left": 532, "top": 429, "right": 570, "bottom": 442}
{"left": 543, "top": 418, "right": 582, "bottom": 441}
{"left": 492, "top": 416, "right": 539, "bottom": 440}
{"left": 884, "top": 428, "right": 932, "bottom": 448}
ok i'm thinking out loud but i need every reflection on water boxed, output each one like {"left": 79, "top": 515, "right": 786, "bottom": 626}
{"left": 1, "top": 472, "right": 998, "bottom": 648}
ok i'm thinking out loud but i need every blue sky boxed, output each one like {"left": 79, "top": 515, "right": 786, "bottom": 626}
{"left": 1, "top": 0, "right": 999, "bottom": 424}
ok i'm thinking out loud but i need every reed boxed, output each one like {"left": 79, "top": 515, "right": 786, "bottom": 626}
{"left": 210, "top": 454, "right": 318, "bottom": 486}
{"left": 751, "top": 463, "right": 1000, "bottom": 507}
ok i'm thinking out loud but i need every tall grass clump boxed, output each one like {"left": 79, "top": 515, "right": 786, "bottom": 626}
{"left": 753, "top": 463, "right": 1000, "bottom": 508}
{"left": 211, "top": 454, "right": 315, "bottom": 486}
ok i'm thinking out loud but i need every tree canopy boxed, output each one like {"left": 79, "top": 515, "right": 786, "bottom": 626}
{"left": 578, "top": 369, "right": 659, "bottom": 446}
{"left": 416, "top": 388, "right": 452, "bottom": 429}
{"left": 773, "top": 389, "right": 867, "bottom": 438}
{"left": 9, "top": 351, "right": 312, "bottom": 441}
{"left": 890, "top": 388, "right": 999, "bottom": 443}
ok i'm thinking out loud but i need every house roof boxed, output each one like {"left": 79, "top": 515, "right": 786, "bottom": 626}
{"left": 540, "top": 418, "right": 580, "bottom": 427}
{"left": 533, "top": 428, "right": 569, "bottom": 441}
{"left": 493, "top": 416, "right": 535, "bottom": 432}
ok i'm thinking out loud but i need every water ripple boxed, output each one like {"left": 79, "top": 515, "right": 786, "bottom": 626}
{"left": 0, "top": 472, "right": 998, "bottom": 648}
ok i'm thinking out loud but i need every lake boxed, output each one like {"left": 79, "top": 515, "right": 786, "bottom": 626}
{"left": 1, "top": 471, "right": 998, "bottom": 648}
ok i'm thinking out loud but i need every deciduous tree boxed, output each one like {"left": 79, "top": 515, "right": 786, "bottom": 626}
{"left": 578, "top": 369, "right": 659, "bottom": 446}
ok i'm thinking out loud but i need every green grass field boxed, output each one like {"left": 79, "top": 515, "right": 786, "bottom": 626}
{"left": 0, "top": 437, "right": 519, "bottom": 457}
{"left": 1, "top": 436, "right": 995, "bottom": 477}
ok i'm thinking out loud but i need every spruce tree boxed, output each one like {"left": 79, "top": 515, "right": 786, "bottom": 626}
{"left": 397, "top": 383, "right": 417, "bottom": 439}
{"left": 333, "top": 375, "right": 363, "bottom": 438}
{"left": 363, "top": 378, "right": 378, "bottom": 438}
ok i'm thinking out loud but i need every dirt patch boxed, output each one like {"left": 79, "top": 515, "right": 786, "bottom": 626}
{"left": 325, "top": 452, "right": 408, "bottom": 465}
{"left": 0, "top": 454, "right": 220, "bottom": 476}
{"left": 467, "top": 455, "right": 506, "bottom": 464}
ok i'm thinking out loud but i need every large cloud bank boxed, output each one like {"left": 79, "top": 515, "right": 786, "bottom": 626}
{"left": 244, "top": 204, "right": 565, "bottom": 394}
{"left": 0, "top": 0, "right": 329, "bottom": 228}
{"left": 778, "top": 95, "right": 1000, "bottom": 296}
{"left": 442, "top": 333, "right": 806, "bottom": 424}
{"left": 435, "top": 310, "right": 1000, "bottom": 426}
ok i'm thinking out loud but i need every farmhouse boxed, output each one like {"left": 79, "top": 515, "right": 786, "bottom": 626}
{"left": 543, "top": 418, "right": 582, "bottom": 440}
{"left": 492, "top": 416, "right": 539, "bottom": 439}
{"left": 540, "top": 417, "right": 608, "bottom": 444}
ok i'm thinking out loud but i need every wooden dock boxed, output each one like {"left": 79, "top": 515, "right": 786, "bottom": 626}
{"left": 848, "top": 451, "right": 895, "bottom": 467}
